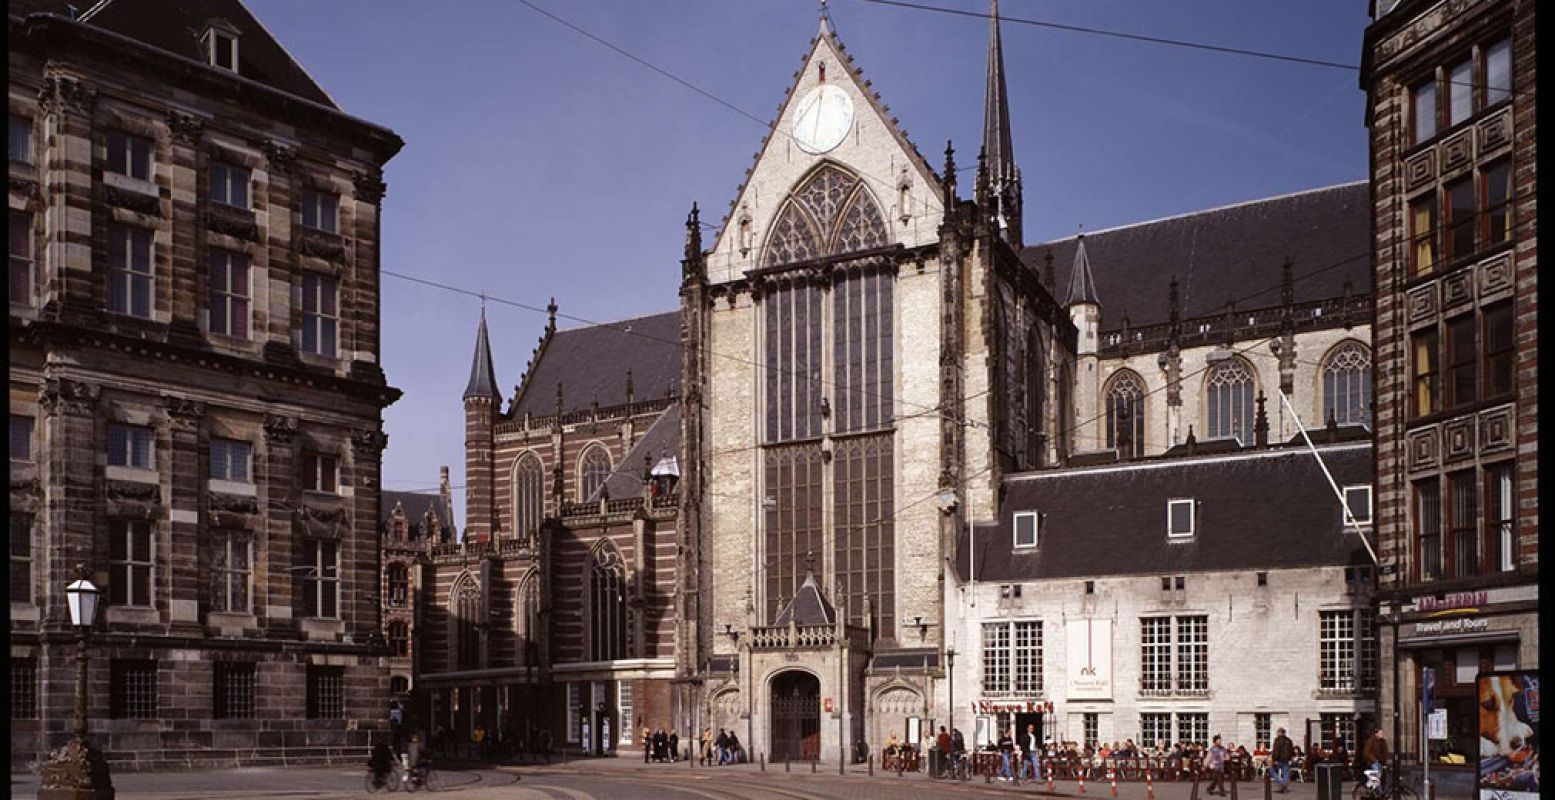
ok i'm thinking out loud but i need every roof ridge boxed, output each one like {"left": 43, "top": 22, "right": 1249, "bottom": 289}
{"left": 552, "top": 308, "right": 679, "bottom": 335}
{"left": 1030, "top": 180, "right": 1368, "bottom": 246}
{"left": 231, "top": 0, "right": 341, "bottom": 109}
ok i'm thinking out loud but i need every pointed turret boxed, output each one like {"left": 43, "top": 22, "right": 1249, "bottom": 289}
{"left": 463, "top": 310, "right": 501, "bottom": 401}
{"left": 1065, "top": 234, "right": 1100, "bottom": 307}
{"left": 982, "top": 0, "right": 1022, "bottom": 247}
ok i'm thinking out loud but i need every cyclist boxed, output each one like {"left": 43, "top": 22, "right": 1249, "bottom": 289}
{"left": 950, "top": 727, "right": 969, "bottom": 780}
{"left": 367, "top": 742, "right": 395, "bottom": 790}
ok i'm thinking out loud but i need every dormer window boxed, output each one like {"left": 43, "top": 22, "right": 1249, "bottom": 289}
{"left": 1013, "top": 511, "right": 1038, "bottom": 549}
{"left": 202, "top": 23, "right": 240, "bottom": 74}
{"left": 1167, "top": 498, "right": 1195, "bottom": 538}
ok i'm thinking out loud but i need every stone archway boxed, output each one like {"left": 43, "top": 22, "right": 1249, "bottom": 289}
{"left": 872, "top": 685, "right": 923, "bottom": 751}
{"left": 769, "top": 670, "right": 821, "bottom": 762}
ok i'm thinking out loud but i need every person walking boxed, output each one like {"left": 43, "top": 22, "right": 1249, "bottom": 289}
{"left": 1019, "top": 723, "right": 1041, "bottom": 782}
{"left": 935, "top": 726, "right": 952, "bottom": 777}
{"left": 715, "top": 728, "right": 730, "bottom": 765}
{"left": 701, "top": 726, "right": 713, "bottom": 766}
{"left": 997, "top": 728, "right": 1016, "bottom": 782}
{"left": 1271, "top": 727, "right": 1295, "bottom": 793}
{"left": 539, "top": 727, "right": 554, "bottom": 765}
{"left": 1206, "top": 735, "right": 1229, "bottom": 796}
{"left": 643, "top": 725, "right": 653, "bottom": 764}
{"left": 669, "top": 730, "right": 680, "bottom": 763}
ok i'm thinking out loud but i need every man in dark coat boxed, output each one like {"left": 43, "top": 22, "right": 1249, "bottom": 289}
{"left": 1271, "top": 727, "right": 1295, "bottom": 793}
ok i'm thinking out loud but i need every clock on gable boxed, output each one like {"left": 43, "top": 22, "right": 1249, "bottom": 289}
{"left": 791, "top": 83, "right": 854, "bottom": 155}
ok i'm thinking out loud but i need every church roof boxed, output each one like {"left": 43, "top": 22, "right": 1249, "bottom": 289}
{"left": 958, "top": 442, "right": 1374, "bottom": 583}
{"left": 463, "top": 312, "right": 501, "bottom": 401}
{"left": 598, "top": 405, "right": 681, "bottom": 502}
{"left": 1065, "top": 234, "right": 1099, "bottom": 306}
{"left": 1028, "top": 181, "right": 1370, "bottom": 331}
{"left": 509, "top": 310, "right": 681, "bottom": 419}
{"left": 16, "top": 0, "right": 339, "bottom": 108}
{"left": 379, "top": 490, "right": 455, "bottom": 538}
{"left": 772, "top": 567, "right": 836, "bottom": 627}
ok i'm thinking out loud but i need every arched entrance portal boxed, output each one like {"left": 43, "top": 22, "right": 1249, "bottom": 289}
{"left": 769, "top": 671, "right": 820, "bottom": 762}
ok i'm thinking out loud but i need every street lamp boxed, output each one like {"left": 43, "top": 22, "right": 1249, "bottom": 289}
{"left": 38, "top": 564, "right": 114, "bottom": 800}
{"left": 946, "top": 647, "right": 956, "bottom": 740}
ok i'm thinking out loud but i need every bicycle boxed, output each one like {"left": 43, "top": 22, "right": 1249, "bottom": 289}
{"left": 364, "top": 765, "right": 401, "bottom": 794}
{"left": 1351, "top": 768, "right": 1420, "bottom": 800}
{"left": 947, "top": 751, "right": 972, "bottom": 781}
{"left": 400, "top": 761, "right": 440, "bottom": 793}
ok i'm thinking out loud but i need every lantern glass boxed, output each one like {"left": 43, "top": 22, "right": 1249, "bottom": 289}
{"left": 65, "top": 578, "right": 100, "bottom": 628}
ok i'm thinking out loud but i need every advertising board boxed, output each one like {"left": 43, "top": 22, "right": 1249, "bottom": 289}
{"left": 1477, "top": 671, "right": 1538, "bottom": 800}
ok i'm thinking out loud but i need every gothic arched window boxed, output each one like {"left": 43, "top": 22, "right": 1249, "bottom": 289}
{"left": 587, "top": 545, "right": 628, "bottom": 662}
{"left": 386, "top": 562, "right": 409, "bottom": 608}
{"left": 516, "top": 570, "right": 541, "bottom": 667}
{"left": 578, "top": 445, "right": 612, "bottom": 503}
{"left": 1105, "top": 370, "right": 1146, "bottom": 459}
{"left": 1205, "top": 358, "right": 1257, "bottom": 444}
{"left": 1322, "top": 341, "right": 1372, "bottom": 428}
{"left": 452, "top": 573, "right": 482, "bottom": 670}
{"left": 762, "top": 163, "right": 888, "bottom": 267}
{"left": 512, "top": 451, "right": 544, "bottom": 538}
{"left": 387, "top": 620, "right": 409, "bottom": 657}
{"left": 1025, "top": 327, "right": 1045, "bottom": 467}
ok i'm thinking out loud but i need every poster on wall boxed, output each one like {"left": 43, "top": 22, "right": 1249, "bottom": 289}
{"left": 975, "top": 715, "right": 992, "bottom": 748}
{"left": 1477, "top": 671, "right": 1538, "bottom": 800}
{"left": 1065, "top": 619, "right": 1113, "bottom": 700}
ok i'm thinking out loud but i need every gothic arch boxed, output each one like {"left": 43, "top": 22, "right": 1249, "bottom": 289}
{"left": 1202, "top": 355, "right": 1259, "bottom": 445}
{"left": 510, "top": 450, "right": 545, "bottom": 539}
{"left": 449, "top": 571, "right": 482, "bottom": 670}
{"left": 1104, "top": 369, "right": 1147, "bottom": 458}
{"left": 577, "top": 443, "right": 612, "bottom": 503}
{"left": 761, "top": 162, "right": 889, "bottom": 267}
{"left": 583, "top": 539, "right": 629, "bottom": 662}
{"left": 869, "top": 681, "right": 926, "bottom": 749}
{"left": 515, "top": 566, "right": 542, "bottom": 667}
{"left": 1319, "top": 339, "right": 1372, "bottom": 428}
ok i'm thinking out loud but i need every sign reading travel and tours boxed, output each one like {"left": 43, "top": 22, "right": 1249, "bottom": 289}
{"left": 1478, "top": 671, "right": 1539, "bottom": 800}
{"left": 1066, "top": 619, "right": 1113, "bottom": 700}
{"left": 1411, "top": 617, "right": 1491, "bottom": 636}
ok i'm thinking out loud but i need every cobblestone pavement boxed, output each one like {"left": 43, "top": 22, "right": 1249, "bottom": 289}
{"left": 11, "top": 758, "right": 1459, "bottom": 800}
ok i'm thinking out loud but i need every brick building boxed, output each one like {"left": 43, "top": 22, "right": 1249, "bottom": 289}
{"left": 8, "top": 0, "right": 401, "bottom": 769}
{"left": 1361, "top": 0, "right": 1537, "bottom": 791}
{"left": 379, "top": 472, "right": 455, "bottom": 702}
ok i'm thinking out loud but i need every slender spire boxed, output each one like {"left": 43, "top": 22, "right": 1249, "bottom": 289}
{"left": 1066, "top": 234, "right": 1099, "bottom": 306}
{"left": 982, "top": 0, "right": 1021, "bottom": 246}
{"left": 462, "top": 309, "right": 500, "bottom": 401}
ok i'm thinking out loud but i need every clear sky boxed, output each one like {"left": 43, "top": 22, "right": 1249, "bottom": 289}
{"left": 247, "top": 0, "right": 1372, "bottom": 522}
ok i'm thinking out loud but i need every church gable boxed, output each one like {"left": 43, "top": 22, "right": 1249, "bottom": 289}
{"left": 708, "top": 18, "right": 944, "bottom": 283}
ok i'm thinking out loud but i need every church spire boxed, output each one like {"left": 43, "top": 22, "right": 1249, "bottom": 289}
{"left": 982, "top": 0, "right": 1021, "bottom": 248}
{"left": 463, "top": 309, "right": 501, "bottom": 401}
{"left": 1066, "top": 234, "right": 1100, "bottom": 307}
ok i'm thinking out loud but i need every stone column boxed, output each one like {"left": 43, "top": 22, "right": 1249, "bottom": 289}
{"left": 166, "top": 111, "right": 204, "bottom": 329}
{"left": 37, "top": 70, "right": 96, "bottom": 315}
{"left": 260, "top": 414, "right": 297, "bottom": 633}
{"left": 163, "top": 396, "right": 206, "bottom": 630}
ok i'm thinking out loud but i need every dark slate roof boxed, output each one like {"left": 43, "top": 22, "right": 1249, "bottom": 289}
{"left": 959, "top": 442, "right": 1374, "bottom": 582}
{"left": 8, "top": 0, "right": 75, "bottom": 18}
{"left": 1026, "top": 181, "right": 1370, "bottom": 330}
{"left": 597, "top": 405, "right": 680, "bottom": 502}
{"left": 773, "top": 569, "right": 836, "bottom": 627}
{"left": 61, "top": 0, "right": 338, "bottom": 107}
{"left": 510, "top": 310, "right": 681, "bottom": 419}
{"left": 1065, "top": 235, "right": 1099, "bottom": 306}
{"left": 380, "top": 490, "right": 455, "bottom": 537}
{"left": 463, "top": 313, "right": 501, "bottom": 400}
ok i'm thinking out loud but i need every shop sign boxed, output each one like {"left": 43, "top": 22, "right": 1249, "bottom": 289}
{"left": 1410, "top": 617, "right": 1491, "bottom": 636}
{"left": 1477, "top": 671, "right": 1538, "bottom": 800}
{"left": 1065, "top": 619, "right": 1113, "bottom": 700}
{"left": 1416, "top": 590, "right": 1489, "bottom": 616}
{"left": 973, "top": 699, "right": 1053, "bottom": 714}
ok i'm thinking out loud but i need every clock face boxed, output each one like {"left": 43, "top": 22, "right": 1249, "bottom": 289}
{"left": 791, "top": 84, "right": 854, "bottom": 154}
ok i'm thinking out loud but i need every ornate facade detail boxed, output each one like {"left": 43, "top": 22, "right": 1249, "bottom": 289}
{"left": 296, "top": 228, "right": 346, "bottom": 261}
{"left": 162, "top": 395, "right": 206, "bottom": 429}
{"left": 353, "top": 170, "right": 386, "bottom": 204}
{"left": 38, "top": 378, "right": 99, "bottom": 417}
{"left": 38, "top": 72, "right": 96, "bottom": 116}
{"left": 103, "top": 184, "right": 162, "bottom": 216}
{"left": 350, "top": 427, "right": 389, "bottom": 458}
{"left": 1407, "top": 425, "right": 1439, "bottom": 474}
{"left": 762, "top": 163, "right": 889, "bottom": 267}
{"left": 260, "top": 139, "right": 298, "bottom": 173}
{"left": 206, "top": 204, "right": 259, "bottom": 241}
{"left": 208, "top": 492, "right": 260, "bottom": 515}
{"left": 1441, "top": 417, "right": 1475, "bottom": 463}
{"left": 262, "top": 414, "right": 298, "bottom": 444}
{"left": 166, "top": 110, "right": 204, "bottom": 146}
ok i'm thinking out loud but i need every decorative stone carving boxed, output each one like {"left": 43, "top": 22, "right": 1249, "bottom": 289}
{"left": 1405, "top": 150, "right": 1434, "bottom": 192}
{"left": 1442, "top": 417, "right": 1475, "bottom": 463}
{"left": 296, "top": 228, "right": 346, "bottom": 261}
{"left": 162, "top": 395, "right": 206, "bottom": 429}
{"left": 1478, "top": 253, "right": 1513, "bottom": 299}
{"left": 1478, "top": 107, "right": 1511, "bottom": 151}
{"left": 1440, "top": 270, "right": 1473, "bottom": 309}
{"left": 352, "top": 170, "right": 385, "bottom": 204}
{"left": 206, "top": 204, "right": 259, "bottom": 241}
{"left": 209, "top": 492, "right": 260, "bottom": 515}
{"left": 262, "top": 414, "right": 297, "bottom": 444}
{"left": 105, "top": 480, "right": 161, "bottom": 520}
{"left": 1376, "top": 0, "right": 1485, "bottom": 64}
{"left": 1407, "top": 283, "right": 1437, "bottom": 326}
{"left": 1478, "top": 404, "right": 1514, "bottom": 453}
{"left": 10, "top": 176, "right": 39, "bottom": 195}
{"left": 296, "top": 501, "right": 348, "bottom": 538}
{"left": 103, "top": 184, "right": 162, "bottom": 216}
{"left": 167, "top": 111, "right": 204, "bottom": 146}
{"left": 10, "top": 476, "right": 42, "bottom": 496}
{"left": 38, "top": 72, "right": 97, "bottom": 116}
{"left": 350, "top": 428, "right": 388, "bottom": 458}
{"left": 1440, "top": 130, "right": 1472, "bottom": 174}
{"left": 38, "top": 378, "right": 99, "bottom": 417}
{"left": 1407, "top": 425, "right": 1438, "bottom": 474}
{"left": 260, "top": 140, "right": 297, "bottom": 173}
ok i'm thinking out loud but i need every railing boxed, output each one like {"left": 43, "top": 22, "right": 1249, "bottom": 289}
{"left": 495, "top": 396, "right": 677, "bottom": 435}
{"left": 750, "top": 624, "right": 837, "bottom": 649}
{"left": 1097, "top": 296, "right": 1372, "bottom": 357}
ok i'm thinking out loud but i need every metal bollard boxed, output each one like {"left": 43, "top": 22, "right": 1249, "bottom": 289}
{"left": 1263, "top": 770, "right": 1272, "bottom": 800}
{"left": 1230, "top": 770, "right": 1239, "bottom": 800}
{"left": 839, "top": 745, "right": 845, "bottom": 775}
{"left": 760, "top": 752, "right": 765, "bottom": 772}
{"left": 811, "top": 757, "right": 817, "bottom": 773}
{"left": 786, "top": 757, "right": 790, "bottom": 773}
{"left": 1189, "top": 773, "right": 1201, "bottom": 800}
{"left": 868, "top": 753, "right": 874, "bottom": 776}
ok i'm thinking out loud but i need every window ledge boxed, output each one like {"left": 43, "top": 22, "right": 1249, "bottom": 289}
{"left": 102, "top": 171, "right": 158, "bottom": 197}
{"left": 106, "top": 606, "right": 159, "bottom": 625}
{"left": 11, "top": 603, "right": 40, "bottom": 621}
{"left": 299, "top": 617, "right": 344, "bottom": 641}
{"left": 207, "top": 611, "right": 257, "bottom": 634}
{"left": 207, "top": 479, "right": 256, "bottom": 496}
{"left": 105, "top": 466, "right": 158, "bottom": 484}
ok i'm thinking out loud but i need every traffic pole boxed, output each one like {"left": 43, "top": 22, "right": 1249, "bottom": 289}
{"left": 1111, "top": 767, "right": 1119, "bottom": 798}
{"left": 1079, "top": 768, "right": 1087, "bottom": 794}
{"left": 1148, "top": 772, "right": 1156, "bottom": 800}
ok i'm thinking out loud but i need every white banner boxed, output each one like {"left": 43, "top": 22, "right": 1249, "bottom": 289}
{"left": 1066, "top": 619, "right": 1113, "bottom": 700}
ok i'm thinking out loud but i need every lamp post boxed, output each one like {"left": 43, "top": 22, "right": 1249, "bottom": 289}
{"left": 946, "top": 647, "right": 956, "bottom": 740}
{"left": 38, "top": 564, "right": 114, "bottom": 800}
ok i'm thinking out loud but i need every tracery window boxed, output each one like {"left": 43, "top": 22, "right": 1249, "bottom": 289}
{"left": 453, "top": 573, "right": 482, "bottom": 669}
{"left": 1322, "top": 342, "right": 1372, "bottom": 427}
{"left": 512, "top": 452, "right": 545, "bottom": 538}
{"left": 762, "top": 164, "right": 888, "bottom": 267}
{"left": 587, "top": 546, "right": 628, "bottom": 662}
{"left": 578, "top": 445, "right": 612, "bottom": 502}
{"left": 833, "top": 435, "right": 894, "bottom": 632}
{"left": 1105, "top": 370, "right": 1146, "bottom": 459}
{"left": 387, "top": 562, "right": 409, "bottom": 608}
{"left": 516, "top": 570, "right": 541, "bottom": 666}
{"left": 1204, "top": 358, "right": 1256, "bottom": 444}
{"left": 763, "top": 442, "right": 823, "bottom": 623}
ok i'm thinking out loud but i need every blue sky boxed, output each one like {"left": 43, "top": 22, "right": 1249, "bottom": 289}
{"left": 247, "top": 0, "right": 1372, "bottom": 520}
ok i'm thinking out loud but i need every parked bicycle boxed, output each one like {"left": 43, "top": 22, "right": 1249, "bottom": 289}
{"left": 1352, "top": 767, "right": 1420, "bottom": 800}
{"left": 364, "top": 764, "right": 399, "bottom": 794}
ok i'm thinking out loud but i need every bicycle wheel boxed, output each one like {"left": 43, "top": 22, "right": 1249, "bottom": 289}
{"left": 1350, "top": 782, "right": 1372, "bottom": 800}
{"left": 1394, "top": 784, "right": 1420, "bottom": 800}
{"left": 421, "top": 768, "right": 441, "bottom": 792}
{"left": 365, "top": 772, "right": 388, "bottom": 794}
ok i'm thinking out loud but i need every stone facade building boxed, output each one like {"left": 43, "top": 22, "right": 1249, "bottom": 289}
{"left": 8, "top": 0, "right": 401, "bottom": 769}
{"left": 379, "top": 474, "right": 455, "bottom": 701}
{"left": 1361, "top": 0, "right": 1537, "bottom": 790}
